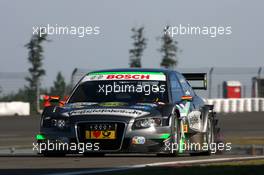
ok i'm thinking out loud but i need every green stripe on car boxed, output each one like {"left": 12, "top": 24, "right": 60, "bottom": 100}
{"left": 88, "top": 72, "right": 164, "bottom": 75}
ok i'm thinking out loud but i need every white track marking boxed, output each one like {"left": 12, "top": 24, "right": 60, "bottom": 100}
{"left": 144, "top": 155, "right": 264, "bottom": 167}
{"left": 45, "top": 155, "right": 264, "bottom": 175}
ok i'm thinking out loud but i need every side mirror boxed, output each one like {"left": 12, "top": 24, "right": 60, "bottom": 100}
{"left": 181, "top": 95, "right": 193, "bottom": 101}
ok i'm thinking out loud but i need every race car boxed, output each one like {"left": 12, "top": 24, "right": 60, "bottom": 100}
{"left": 36, "top": 68, "right": 219, "bottom": 156}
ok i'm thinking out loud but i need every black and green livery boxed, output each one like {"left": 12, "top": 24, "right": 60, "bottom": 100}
{"left": 37, "top": 68, "right": 219, "bottom": 156}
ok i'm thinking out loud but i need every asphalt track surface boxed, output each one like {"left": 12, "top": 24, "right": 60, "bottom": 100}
{"left": 0, "top": 112, "right": 263, "bottom": 174}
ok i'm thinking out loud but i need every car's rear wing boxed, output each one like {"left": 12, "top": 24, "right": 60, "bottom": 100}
{"left": 182, "top": 73, "right": 207, "bottom": 90}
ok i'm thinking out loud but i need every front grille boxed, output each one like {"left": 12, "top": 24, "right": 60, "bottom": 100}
{"left": 76, "top": 122, "right": 126, "bottom": 151}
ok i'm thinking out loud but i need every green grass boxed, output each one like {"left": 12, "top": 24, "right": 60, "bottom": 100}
{"left": 103, "top": 159, "right": 264, "bottom": 175}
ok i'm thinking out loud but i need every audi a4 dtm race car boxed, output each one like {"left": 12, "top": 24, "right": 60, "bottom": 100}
{"left": 36, "top": 68, "right": 220, "bottom": 156}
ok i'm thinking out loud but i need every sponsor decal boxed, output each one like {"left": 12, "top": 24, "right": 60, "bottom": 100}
{"left": 130, "top": 105, "right": 152, "bottom": 110}
{"left": 70, "top": 108, "right": 149, "bottom": 117}
{"left": 88, "top": 72, "right": 164, "bottom": 75}
{"left": 82, "top": 72, "right": 166, "bottom": 81}
{"left": 98, "top": 102, "right": 127, "bottom": 107}
{"left": 67, "top": 102, "right": 97, "bottom": 108}
{"left": 183, "top": 124, "right": 188, "bottom": 133}
{"left": 85, "top": 130, "right": 116, "bottom": 139}
{"left": 136, "top": 103, "right": 158, "bottom": 107}
{"left": 106, "top": 74, "right": 150, "bottom": 80}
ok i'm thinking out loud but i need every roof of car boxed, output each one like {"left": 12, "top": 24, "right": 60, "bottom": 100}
{"left": 88, "top": 68, "right": 180, "bottom": 75}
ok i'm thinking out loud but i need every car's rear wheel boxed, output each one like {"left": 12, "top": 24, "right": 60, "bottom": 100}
{"left": 204, "top": 117, "right": 214, "bottom": 155}
{"left": 190, "top": 117, "right": 214, "bottom": 156}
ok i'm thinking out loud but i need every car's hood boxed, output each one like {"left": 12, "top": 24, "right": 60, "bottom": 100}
{"left": 56, "top": 102, "right": 172, "bottom": 119}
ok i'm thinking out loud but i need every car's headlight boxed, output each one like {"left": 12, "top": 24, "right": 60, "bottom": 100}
{"left": 132, "top": 118, "right": 162, "bottom": 129}
{"left": 51, "top": 119, "right": 69, "bottom": 129}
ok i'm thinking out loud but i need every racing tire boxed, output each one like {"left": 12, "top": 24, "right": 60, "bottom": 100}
{"left": 157, "top": 117, "right": 181, "bottom": 157}
{"left": 173, "top": 117, "right": 181, "bottom": 156}
{"left": 168, "top": 117, "right": 181, "bottom": 156}
{"left": 205, "top": 117, "right": 215, "bottom": 155}
{"left": 190, "top": 117, "right": 214, "bottom": 156}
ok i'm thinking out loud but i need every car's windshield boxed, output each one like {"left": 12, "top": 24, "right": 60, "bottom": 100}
{"left": 68, "top": 74, "right": 168, "bottom": 103}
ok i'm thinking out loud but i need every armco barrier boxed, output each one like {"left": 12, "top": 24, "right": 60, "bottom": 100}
{"left": 252, "top": 98, "right": 259, "bottom": 112}
{"left": 0, "top": 102, "right": 30, "bottom": 116}
{"left": 244, "top": 98, "right": 252, "bottom": 112}
{"left": 205, "top": 98, "right": 264, "bottom": 113}
{"left": 237, "top": 99, "right": 244, "bottom": 112}
{"left": 222, "top": 99, "right": 230, "bottom": 113}
{"left": 260, "top": 99, "right": 264, "bottom": 111}
{"left": 229, "top": 99, "right": 237, "bottom": 113}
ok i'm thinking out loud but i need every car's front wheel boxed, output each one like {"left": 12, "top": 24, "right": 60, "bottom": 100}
{"left": 157, "top": 117, "right": 181, "bottom": 157}
{"left": 169, "top": 117, "right": 181, "bottom": 156}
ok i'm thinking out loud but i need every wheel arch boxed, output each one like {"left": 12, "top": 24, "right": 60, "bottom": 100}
{"left": 201, "top": 105, "right": 214, "bottom": 132}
